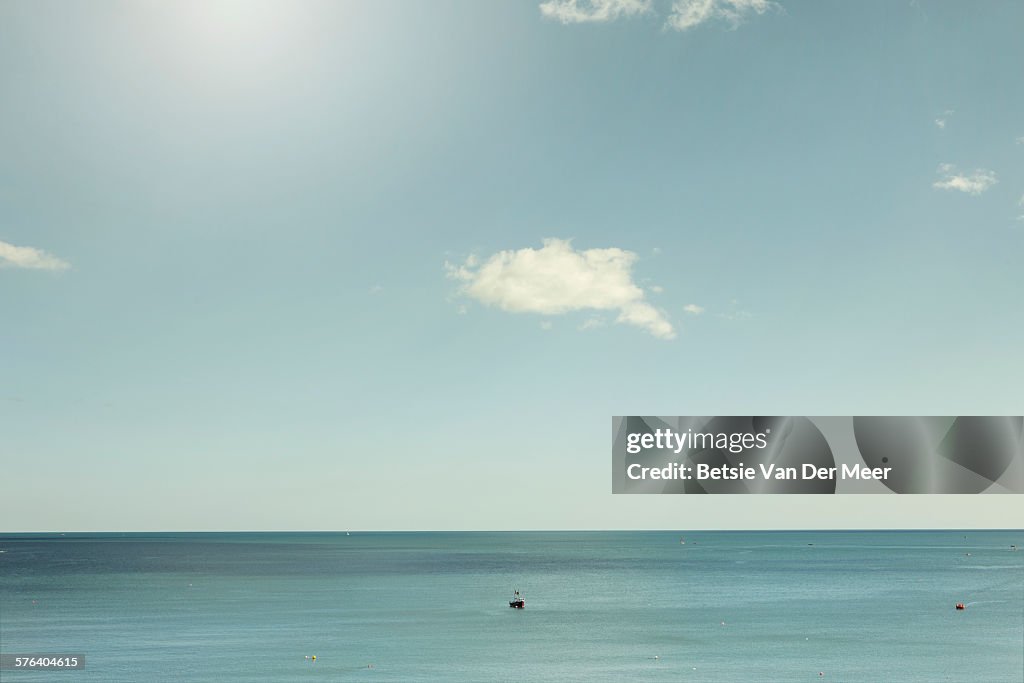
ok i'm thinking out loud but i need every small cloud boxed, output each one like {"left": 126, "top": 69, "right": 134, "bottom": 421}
{"left": 718, "top": 299, "right": 751, "bottom": 321}
{"left": 1016, "top": 136, "right": 1024, "bottom": 145}
{"left": 0, "top": 239, "right": 71, "bottom": 271}
{"left": 579, "top": 317, "right": 606, "bottom": 331}
{"left": 539, "top": 0, "right": 651, "bottom": 24}
{"left": 446, "top": 238, "right": 675, "bottom": 339}
{"left": 934, "top": 110, "right": 954, "bottom": 129}
{"left": 683, "top": 303, "right": 705, "bottom": 315}
{"left": 665, "top": 0, "right": 776, "bottom": 32}
{"left": 456, "top": 304, "right": 468, "bottom": 315}
{"left": 369, "top": 284, "right": 384, "bottom": 295}
{"left": 933, "top": 164, "right": 997, "bottom": 195}
{"left": 540, "top": 321, "right": 554, "bottom": 330}
{"left": 616, "top": 301, "right": 675, "bottom": 339}
{"left": 650, "top": 285, "right": 664, "bottom": 294}
{"left": 718, "top": 310, "right": 752, "bottom": 321}
{"left": 651, "top": 247, "right": 662, "bottom": 255}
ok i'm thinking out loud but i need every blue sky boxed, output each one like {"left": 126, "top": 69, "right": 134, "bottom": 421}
{"left": 2, "top": 0, "right": 1022, "bottom": 530}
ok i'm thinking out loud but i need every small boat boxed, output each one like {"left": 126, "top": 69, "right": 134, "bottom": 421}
{"left": 509, "top": 590, "right": 525, "bottom": 609}
{"left": 955, "top": 603, "right": 965, "bottom": 610}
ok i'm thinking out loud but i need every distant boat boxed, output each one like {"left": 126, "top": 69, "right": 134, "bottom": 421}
{"left": 509, "top": 590, "right": 525, "bottom": 609}
{"left": 679, "top": 537, "right": 685, "bottom": 545}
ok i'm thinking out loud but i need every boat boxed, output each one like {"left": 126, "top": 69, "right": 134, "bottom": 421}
{"left": 509, "top": 590, "right": 525, "bottom": 609}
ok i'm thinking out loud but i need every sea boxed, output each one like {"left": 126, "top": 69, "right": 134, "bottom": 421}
{"left": 0, "top": 531, "right": 1021, "bottom": 682}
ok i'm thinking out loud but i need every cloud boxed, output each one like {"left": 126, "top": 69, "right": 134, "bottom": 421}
{"left": 539, "top": 0, "right": 773, "bottom": 30}
{"left": 1016, "top": 136, "right": 1024, "bottom": 145}
{"left": 717, "top": 299, "right": 751, "bottom": 320}
{"left": 718, "top": 309, "right": 752, "bottom": 321}
{"left": 616, "top": 301, "right": 675, "bottom": 338}
{"left": 579, "top": 317, "right": 606, "bottom": 331}
{"left": 665, "top": 0, "right": 776, "bottom": 31}
{"left": 0, "top": 239, "right": 71, "bottom": 271}
{"left": 369, "top": 284, "right": 384, "bottom": 295}
{"left": 932, "top": 164, "right": 997, "bottom": 195}
{"left": 683, "top": 303, "right": 705, "bottom": 315}
{"left": 650, "top": 285, "right": 664, "bottom": 293}
{"left": 539, "top": 0, "right": 652, "bottom": 24}
{"left": 540, "top": 321, "right": 554, "bottom": 330}
{"left": 446, "top": 238, "right": 675, "bottom": 339}
{"left": 934, "top": 110, "right": 954, "bottom": 129}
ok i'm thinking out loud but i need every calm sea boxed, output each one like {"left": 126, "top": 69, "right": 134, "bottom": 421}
{"left": 1, "top": 531, "right": 1021, "bottom": 682}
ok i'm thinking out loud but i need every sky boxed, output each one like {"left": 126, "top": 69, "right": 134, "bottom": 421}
{"left": 1, "top": 0, "right": 1022, "bottom": 531}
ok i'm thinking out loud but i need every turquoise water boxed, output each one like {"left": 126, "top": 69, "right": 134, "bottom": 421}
{"left": 1, "top": 531, "right": 1021, "bottom": 682}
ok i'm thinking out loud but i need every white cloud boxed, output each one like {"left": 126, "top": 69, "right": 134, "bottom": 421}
{"left": 0, "top": 239, "right": 71, "bottom": 271}
{"left": 369, "top": 284, "right": 384, "bottom": 295}
{"left": 932, "top": 164, "right": 997, "bottom": 195}
{"left": 683, "top": 303, "right": 705, "bottom": 315}
{"left": 934, "top": 110, "right": 954, "bottom": 129}
{"left": 616, "top": 301, "right": 675, "bottom": 338}
{"left": 718, "top": 299, "right": 751, "bottom": 320}
{"left": 650, "top": 285, "right": 664, "bottom": 293}
{"left": 579, "top": 317, "right": 606, "bottom": 331}
{"left": 540, "top": 0, "right": 651, "bottom": 24}
{"left": 540, "top": 321, "right": 554, "bottom": 330}
{"left": 1016, "top": 136, "right": 1024, "bottom": 145}
{"left": 446, "top": 238, "right": 675, "bottom": 339}
{"left": 665, "top": 0, "right": 775, "bottom": 31}
{"left": 718, "top": 309, "right": 752, "bottom": 321}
